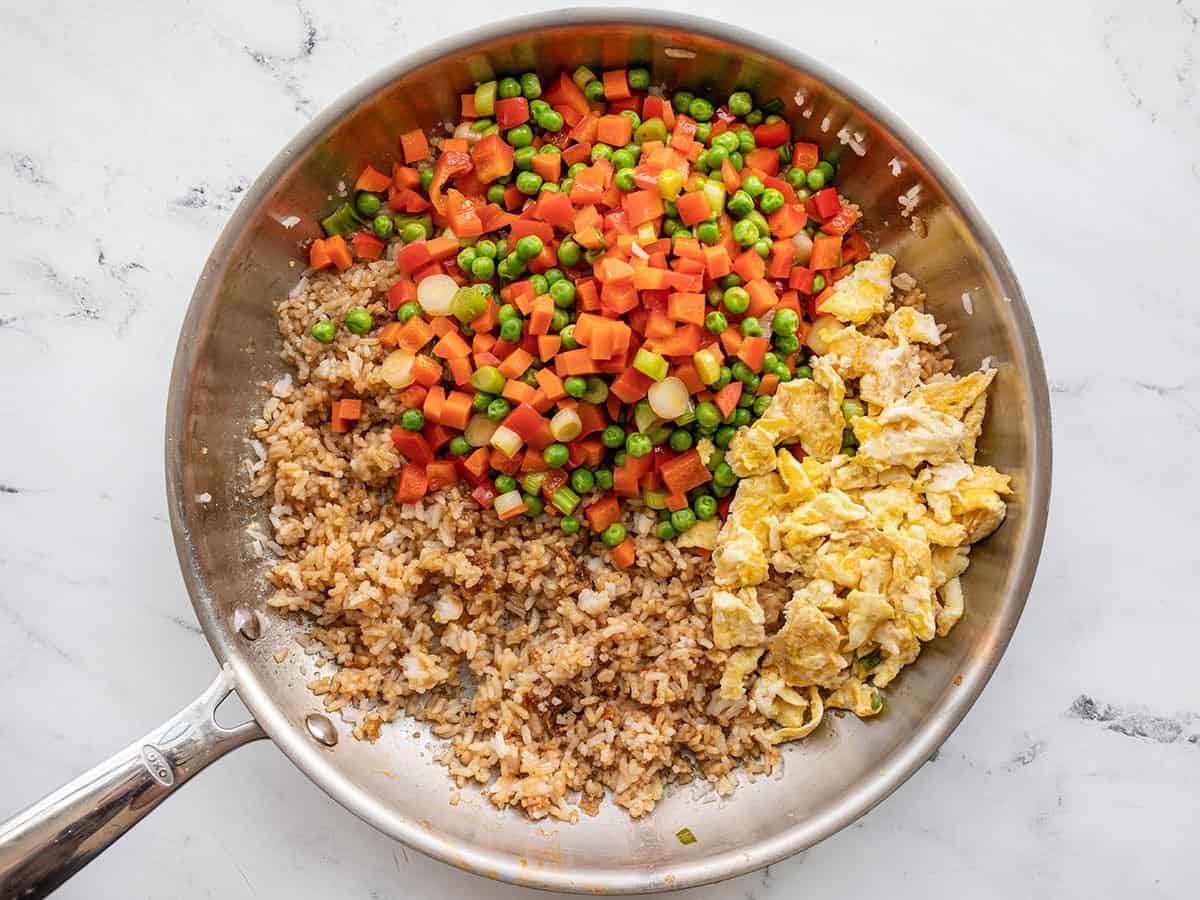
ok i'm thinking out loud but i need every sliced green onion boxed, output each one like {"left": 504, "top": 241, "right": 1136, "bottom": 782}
{"left": 551, "top": 485, "right": 581, "bottom": 516}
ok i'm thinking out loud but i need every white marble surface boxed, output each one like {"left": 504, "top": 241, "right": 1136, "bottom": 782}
{"left": 1, "top": 0, "right": 1197, "bottom": 896}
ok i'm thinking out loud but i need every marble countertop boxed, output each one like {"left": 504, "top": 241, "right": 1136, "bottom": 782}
{"left": 1, "top": 0, "right": 1196, "bottom": 897}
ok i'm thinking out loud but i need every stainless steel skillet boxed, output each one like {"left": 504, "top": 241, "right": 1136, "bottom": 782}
{"left": 0, "top": 10, "right": 1051, "bottom": 897}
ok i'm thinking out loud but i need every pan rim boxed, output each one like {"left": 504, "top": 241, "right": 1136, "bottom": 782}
{"left": 164, "top": 8, "right": 1052, "bottom": 893}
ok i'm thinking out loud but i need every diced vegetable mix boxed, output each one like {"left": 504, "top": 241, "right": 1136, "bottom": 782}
{"left": 306, "top": 68, "right": 871, "bottom": 568}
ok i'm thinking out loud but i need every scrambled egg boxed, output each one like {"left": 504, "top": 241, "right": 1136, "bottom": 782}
{"left": 707, "top": 254, "right": 1011, "bottom": 743}
{"left": 818, "top": 253, "right": 895, "bottom": 324}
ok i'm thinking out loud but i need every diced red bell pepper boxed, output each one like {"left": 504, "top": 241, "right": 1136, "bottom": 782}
{"left": 390, "top": 428, "right": 433, "bottom": 466}
{"left": 675, "top": 191, "right": 713, "bottom": 227}
{"left": 470, "top": 480, "right": 497, "bottom": 508}
{"left": 811, "top": 188, "right": 842, "bottom": 220}
{"left": 743, "top": 148, "right": 779, "bottom": 175}
{"left": 427, "top": 151, "right": 473, "bottom": 215}
{"left": 494, "top": 97, "right": 530, "bottom": 129}
{"left": 822, "top": 205, "right": 860, "bottom": 236}
{"left": 472, "top": 133, "right": 515, "bottom": 183}
{"left": 753, "top": 121, "right": 791, "bottom": 148}
{"left": 394, "top": 463, "right": 429, "bottom": 504}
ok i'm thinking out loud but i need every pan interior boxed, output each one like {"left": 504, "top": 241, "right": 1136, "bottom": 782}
{"left": 165, "top": 12, "right": 1049, "bottom": 894}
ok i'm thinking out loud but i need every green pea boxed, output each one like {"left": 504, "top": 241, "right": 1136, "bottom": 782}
{"left": 391, "top": 302, "right": 417, "bottom": 325}
{"left": 570, "top": 468, "right": 595, "bottom": 494}
{"left": 705, "top": 145, "right": 728, "bottom": 168}
{"left": 712, "top": 131, "right": 740, "bottom": 153}
{"left": 625, "top": 432, "right": 652, "bottom": 457}
{"left": 520, "top": 72, "right": 541, "bottom": 99}
{"left": 740, "top": 316, "right": 762, "bottom": 338}
{"left": 496, "top": 303, "right": 519, "bottom": 324}
{"left": 498, "top": 77, "right": 522, "bottom": 98}
{"left": 688, "top": 97, "right": 714, "bottom": 121}
{"left": 694, "top": 122, "right": 712, "bottom": 144}
{"left": 344, "top": 307, "right": 372, "bottom": 334}
{"left": 556, "top": 514, "right": 578, "bottom": 535}
{"left": 713, "top": 462, "right": 737, "bottom": 488}
{"left": 732, "top": 219, "right": 758, "bottom": 247}
{"left": 538, "top": 109, "right": 564, "bottom": 132}
{"left": 448, "top": 435, "right": 471, "bottom": 456}
{"left": 500, "top": 318, "right": 522, "bottom": 342}
{"left": 514, "top": 145, "right": 536, "bottom": 171}
{"left": 697, "top": 220, "right": 720, "bottom": 245}
{"left": 695, "top": 400, "right": 722, "bottom": 429}
{"left": 655, "top": 521, "right": 677, "bottom": 540}
{"left": 795, "top": 364, "right": 813, "bottom": 380}
{"left": 551, "top": 241, "right": 579, "bottom": 269}
{"left": 713, "top": 366, "right": 733, "bottom": 390}
{"left": 457, "top": 247, "right": 477, "bottom": 271}
{"left": 515, "top": 235, "right": 544, "bottom": 261}
{"left": 620, "top": 109, "right": 642, "bottom": 131}
{"left": 773, "top": 308, "right": 800, "bottom": 336}
{"left": 672, "top": 90, "right": 694, "bottom": 113}
{"left": 530, "top": 274, "right": 549, "bottom": 295}
{"left": 746, "top": 210, "right": 770, "bottom": 237}
{"left": 726, "top": 190, "right": 753, "bottom": 218}
{"left": 472, "top": 392, "right": 495, "bottom": 413}
{"left": 811, "top": 273, "right": 827, "bottom": 293}
{"left": 590, "top": 143, "right": 613, "bottom": 162}
{"left": 842, "top": 398, "right": 866, "bottom": 422}
{"left": 419, "top": 168, "right": 434, "bottom": 192}
{"left": 371, "top": 214, "right": 394, "bottom": 239}
{"left": 513, "top": 171, "right": 541, "bottom": 195}
{"left": 735, "top": 129, "right": 755, "bottom": 153}
{"left": 728, "top": 151, "right": 743, "bottom": 170}
{"left": 744, "top": 107, "right": 763, "bottom": 125}
{"left": 693, "top": 495, "right": 718, "bottom": 520}
{"left": 471, "top": 256, "right": 495, "bottom": 281}
{"left": 615, "top": 167, "right": 637, "bottom": 192}
{"left": 311, "top": 319, "right": 336, "bottom": 343}
{"left": 750, "top": 396, "right": 772, "bottom": 418}
{"left": 550, "top": 279, "right": 576, "bottom": 308}
{"left": 753, "top": 239, "right": 771, "bottom": 258}
{"left": 584, "top": 79, "right": 605, "bottom": 101}
{"left": 507, "top": 124, "right": 533, "bottom": 147}
{"left": 670, "top": 508, "right": 696, "bottom": 533}
{"left": 559, "top": 323, "right": 579, "bottom": 350}
{"left": 705, "top": 310, "right": 728, "bottom": 334}
{"left": 544, "top": 443, "right": 569, "bottom": 467}
{"left": 628, "top": 67, "right": 651, "bottom": 90}
{"left": 732, "top": 407, "right": 751, "bottom": 426}
{"left": 634, "top": 117, "right": 668, "bottom": 143}
{"left": 355, "top": 191, "right": 381, "bottom": 217}
{"left": 775, "top": 334, "right": 801, "bottom": 354}
{"left": 723, "top": 286, "right": 750, "bottom": 314}
{"left": 786, "top": 167, "right": 807, "bottom": 189}
{"left": 669, "top": 429, "right": 694, "bottom": 452}
{"left": 816, "top": 160, "right": 836, "bottom": 181}
{"left": 494, "top": 474, "right": 518, "bottom": 494}
{"left": 484, "top": 397, "right": 509, "bottom": 422}
{"left": 806, "top": 168, "right": 826, "bottom": 190}
{"left": 601, "top": 424, "right": 626, "bottom": 449}
{"left": 610, "top": 148, "right": 636, "bottom": 171}
{"left": 594, "top": 469, "right": 614, "bottom": 491}
{"left": 523, "top": 494, "right": 544, "bottom": 516}
{"left": 558, "top": 375, "right": 585, "bottom": 399}
{"left": 550, "top": 309, "right": 569, "bottom": 332}
{"left": 727, "top": 90, "right": 754, "bottom": 117}
{"left": 601, "top": 522, "right": 627, "bottom": 547}
{"left": 400, "top": 408, "right": 424, "bottom": 431}
{"left": 400, "top": 222, "right": 426, "bottom": 243}
{"left": 737, "top": 388, "right": 756, "bottom": 408}
{"left": 759, "top": 188, "right": 785, "bottom": 214}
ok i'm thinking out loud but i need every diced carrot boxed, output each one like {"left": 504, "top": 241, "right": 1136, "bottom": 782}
{"left": 714, "top": 381, "right": 743, "bottom": 418}
{"left": 379, "top": 321, "right": 405, "bottom": 348}
{"left": 530, "top": 151, "right": 562, "bottom": 184}
{"left": 399, "top": 384, "right": 428, "bottom": 409}
{"left": 394, "top": 463, "right": 430, "bottom": 504}
{"left": 643, "top": 309, "right": 673, "bottom": 340}
{"left": 596, "top": 114, "right": 634, "bottom": 146}
{"left": 426, "top": 460, "right": 458, "bottom": 491}
{"left": 737, "top": 336, "right": 770, "bottom": 372}
{"left": 567, "top": 436, "right": 605, "bottom": 468}
{"left": 744, "top": 148, "right": 779, "bottom": 175}
{"left": 441, "top": 138, "right": 470, "bottom": 154}
{"left": 411, "top": 355, "right": 443, "bottom": 387}
{"left": 576, "top": 403, "right": 607, "bottom": 437}
{"left": 355, "top": 164, "right": 392, "bottom": 193}
{"left": 745, "top": 278, "right": 779, "bottom": 317}
{"left": 810, "top": 234, "right": 843, "bottom": 270}
{"left": 447, "top": 356, "right": 473, "bottom": 386}
{"left": 532, "top": 190, "right": 573, "bottom": 229}
{"left": 720, "top": 158, "right": 742, "bottom": 193}
{"left": 667, "top": 292, "right": 705, "bottom": 326}
{"left": 400, "top": 129, "right": 430, "bottom": 163}
{"left": 491, "top": 446, "right": 522, "bottom": 475}
{"left": 535, "top": 367, "right": 566, "bottom": 401}
{"left": 757, "top": 373, "right": 780, "bottom": 397}
{"left": 673, "top": 361, "right": 705, "bottom": 394}
{"left": 586, "top": 494, "right": 621, "bottom": 532}
{"left": 621, "top": 190, "right": 664, "bottom": 227}
{"left": 602, "top": 69, "right": 630, "bottom": 100}
{"left": 433, "top": 330, "right": 471, "bottom": 360}
{"left": 461, "top": 447, "right": 491, "bottom": 482}
{"left": 732, "top": 249, "right": 766, "bottom": 282}
{"left": 719, "top": 327, "right": 744, "bottom": 356}
{"left": 702, "top": 244, "right": 732, "bottom": 279}
{"left": 675, "top": 191, "right": 713, "bottom": 227}
{"left": 659, "top": 449, "right": 713, "bottom": 496}
{"left": 528, "top": 295, "right": 555, "bottom": 336}
{"left": 392, "top": 165, "right": 421, "bottom": 190}
{"left": 502, "top": 379, "right": 538, "bottom": 405}
{"left": 324, "top": 235, "right": 353, "bottom": 272}
{"left": 664, "top": 492, "right": 689, "bottom": 512}
{"left": 440, "top": 391, "right": 474, "bottom": 430}
{"left": 397, "top": 316, "right": 434, "bottom": 351}
{"left": 422, "top": 385, "right": 446, "bottom": 424}
{"left": 544, "top": 72, "right": 590, "bottom": 117}
{"left": 391, "top": 428, "right": 433, "bottom": 465}
{"left": 609, "top": 538, "right": 636, "bottom": 569}
{"left": 554, "top": 347, "right": 599, "bottom": 376}
{"left": 425, "top": 236, "right": 461, "bottom": 262}
{"left": 498, "top": 347, "right": 534, "bottom": 379}
{"left": 646, "top": 323, "right": 703, "bottom": 357}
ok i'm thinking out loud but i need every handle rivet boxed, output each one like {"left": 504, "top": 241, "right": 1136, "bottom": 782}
{"left": 233, "top": 606, "right": 262, "bottom": 641}
{"left": 305, "top": 713, "right": 338, "bottom": 747}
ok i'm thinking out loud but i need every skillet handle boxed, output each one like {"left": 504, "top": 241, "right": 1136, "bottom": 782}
{"left": 0, "top": 670, "right": 265, "bottom": 898}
